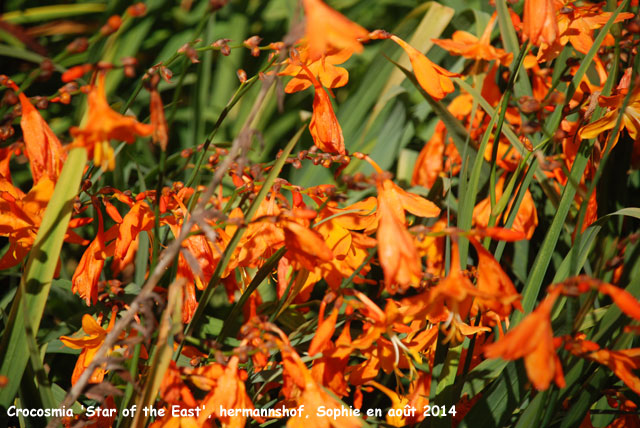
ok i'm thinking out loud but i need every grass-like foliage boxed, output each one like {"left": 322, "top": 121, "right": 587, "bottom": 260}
{"left": 1, "top": 0, "right": 640, "bottom": 427}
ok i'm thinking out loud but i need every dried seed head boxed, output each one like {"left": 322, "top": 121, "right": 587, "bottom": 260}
{"left": 518, "top": 96, "right": 541, "bottom": 114}
{"left": 66, "top": 37, "right": 89, "bottom": 53}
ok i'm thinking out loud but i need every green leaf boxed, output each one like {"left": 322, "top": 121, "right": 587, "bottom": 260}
{"left": 495, "top": 0, "right": 532, "bottom": 97}
{"left": 459, "top": 360, "right": 526, "bottom": 428}
{"left": 0, "top": 148, "right": 87, "bottom": 408}
{"left": 1, "top": 4, "right": 106, "bottom": 24}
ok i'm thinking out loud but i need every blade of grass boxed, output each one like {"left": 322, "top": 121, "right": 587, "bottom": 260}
{"left": 432, "top": 343, "right": 462, "bottom": 428}
{"left": 1, "top": 3, "right": 106, "bottom": 24}
{"left": 495, "top": 0, "right": 532, "bottom": 97}
{"left": 458, "top": 360, "right": 526, "bottom": 428}
{"left": 128, "top": 280, "right": 183, "bottom": 428}
{"left": 0, "top": 44, "right": 66, "bottom": 72}
{"left": 218, "top": 247, "right": 287, "bottom": 343}
{"left": 456, "top": 42, "right": 527, "bottom": 265}
{"left": 453, "top": 77, "right": 559, "bottom": 207}
{"left": 0, "top": 148, "right": 87, "bottom": 408}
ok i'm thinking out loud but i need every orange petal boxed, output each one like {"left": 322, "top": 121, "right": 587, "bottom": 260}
{"left": 578, "top": 110, "right": 618, "bottom": 140}
{"left": 390, "top": 35, "right": 457, "bottom": 100}
{"left": 308, "top": 307, "right": 339, "bottom": 356}
{"left": 18, "top": 92, "right": 66, "bottom": 182}
{"left": 389, "top": 181, "right": 441, "bottom": 219}
{"left": 599, "top": 283, "right": 640, "bottom": 321}
{"left": 303, "top": 0, "right": 369, "bottom": 61}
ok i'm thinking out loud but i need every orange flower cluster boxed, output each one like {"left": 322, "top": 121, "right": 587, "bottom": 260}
{"left": 1, "top": 0, "right": 639, "bottom": 426}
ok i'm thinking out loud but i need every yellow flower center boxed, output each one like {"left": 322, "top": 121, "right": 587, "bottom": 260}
{"left": 94, "top": 140, "right": 116, "bottom": 171}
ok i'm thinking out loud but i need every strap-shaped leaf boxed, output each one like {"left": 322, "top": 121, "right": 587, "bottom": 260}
{"left": 0, "top": 148, "right": 87, "bottom": 408}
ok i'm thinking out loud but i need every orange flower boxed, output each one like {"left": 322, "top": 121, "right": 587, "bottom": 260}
{"left": 412, "top": 120, "right": 462, "bottom": 189}
{"left": 537, "top": 4, "right": 634, "bottom": 61}
{"left": 523, "top": 0, "right": 558, "bottom": 46}
{"left": 578, "top": 87, "right": 640, "bottom": 145}
{"left": 70, "top": 72, "right": 153, "bottom": 170}
{"left": 198, "top": 356, "right": 261, "bottom": 428}
{"left": 566, "top": 336, "right": 640, "bottom": 395}
{"left": 374, "top": 164, "right": 440, "bottom": 292}
{"left": 483, "top": 136, "right": 521, "bottom": 172}
{"left": 72, "top": 197, "right": 155, "bottom": 305}
{"left": 157, "top": 361, "right": 198, "bottom": 407}
{"left": 231, "top": 195, "right": 284, "bottom": 268}
{"left": 0, "top": 177, "right": 87, "bottom": 269}
{"left": 473, "top": 174, "right": 538, "bottom": 239}
{"left": 71, "top": 223, "right": 118, "bottom": 305}
{"left": 397, "top": 241, "right": 472, "bottom": 329}
{"left": 302, "top": 0, "right": 369, "bottom": 61}
{"left": 161, "top": 190, "right": 219, "bottom": 321}
{"left": 1, "top": 76, "right": 66, "bottom": 182}
{"left": 484, "top": 289, "right": 565, "bottom": 390}
{"left": 281, "top": 346, "right": 361, "bottom": 428}
{"left": 388, "top": 35, "right": 458, "bottom": 100}
{"left": 308, "top": 301, "right": 339, "bottom": 356}
{"left": 114, "top": 199, "right": 154, "bottom": 261}
{"left": 279, "top": 44, "right": 353, "bottom": 93}
{"left": 414, "top": 218, "right": 446, "bottom": 277}
{"left": 179, "top": 234, "right": 217, "bottom": 320}
{"left": 282, "top": 214, "right": 334, "bottom": 271}
{"left": 348, "top": 290, "right": 388, "bottom": 350}
{"left": 0, "top": 177, "right": 50, "bottom": 269}
{"left": 412, "top": 121, "right": 446, "bottom": 189}
{"left": 433, "top": 15, "right": 512, "bottom": 66}
{"left": 17, "top": 90, "right": 66, "bottom": 182}
{"left": 376, "top": 190, "right": 422, "bottom": 293}
{"left": 310, "top": 196, "right": 377, "bottom": 289}
{"left": 599, "top": 282, "right": 640, "bottom": 321}
{"left": 469, "top": 237, "right": 523, "bottom": 317}
{"left": 367, "top": 381, "right": 410, "bottom": 427}
{"left": 285, "top": 49, "right": 346, "bottom": 155}
{"left": 422, "top": 240, "right": 487, "bottom": 321}
{"left": 555, "top": 276, "right": 640, "bottom": 321}
{"left": 310, "top": 311, "right": 353, "bottom": 397}
{"left": 60, "top": 310, "right": 119, "bottom": 385}
{"left": 0, "top": 144, "right": 19, "bottom": 181}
